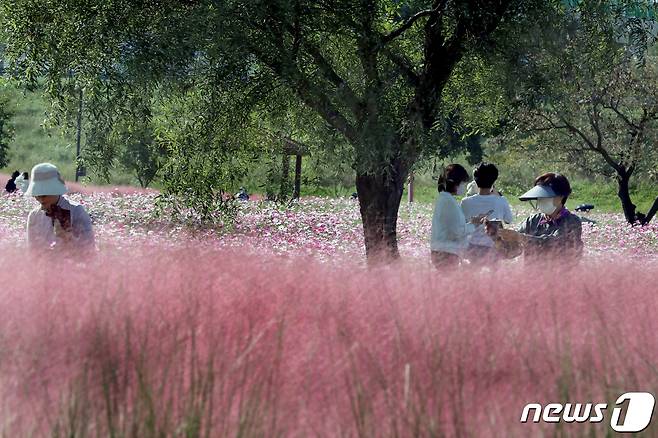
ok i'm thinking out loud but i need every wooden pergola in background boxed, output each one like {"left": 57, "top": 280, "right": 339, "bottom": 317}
{"left": 279, "top": 135, "right": 309, "bottom": 200}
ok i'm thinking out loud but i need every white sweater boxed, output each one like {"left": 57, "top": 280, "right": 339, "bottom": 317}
{"left": 26, "top": 196, "right": 95, "bottom": 251}
{"left": 430, "top": 191, "right": 475, "bottom": 255}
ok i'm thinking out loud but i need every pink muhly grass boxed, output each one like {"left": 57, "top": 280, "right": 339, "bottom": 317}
{"left": 0, "top": 246, "right": 657, "bottom": 437}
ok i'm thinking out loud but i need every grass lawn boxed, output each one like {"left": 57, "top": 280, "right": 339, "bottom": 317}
{"left": 298, "top": 180, "right": 656, "bottom": 216}
{"left": 400, "top": 180, "right": 656, "bottom": 214}
{"left": 0, "top": 79, "right": 138, "bottom": 185}
{"left": 2, "top": 81, "right": 78, "bottom": 180}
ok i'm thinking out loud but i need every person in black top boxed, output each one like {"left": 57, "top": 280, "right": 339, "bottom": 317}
{"left": 5, "top": 170, "right": 20, "bottom": 193}
{"left": 488, "top": 173, "right": 583, "bottom": 260}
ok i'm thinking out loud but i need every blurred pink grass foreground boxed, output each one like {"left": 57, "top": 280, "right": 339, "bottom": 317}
{"left": 1, "top": 246, "right": 658, "bottom": 437}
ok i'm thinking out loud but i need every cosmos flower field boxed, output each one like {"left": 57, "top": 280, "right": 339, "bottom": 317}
{"left": 1, "top": 191, "right": 657, "bottom": 437}
{"left": 1, "top": 191, "right": 656, "bottom": 260}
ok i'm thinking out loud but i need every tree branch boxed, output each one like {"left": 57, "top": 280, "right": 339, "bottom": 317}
{"left": 528, "top": 125, "right": 569, "bottom": 132}
{"left": 563, "top": 112, "right": 621, "bottom": 173}
{"left": 381, "top": 47, "right": 420, "bottom": 87}
{"left": 293, "top": 75, "right": 359, "bottom": 144}
{"left": 588, "top": 110, "right": 604, "bottom": 150}
{"left": 413, "top": 0, "right": 513, "bottom": 129}
{"left": 558, "top": 115, "right": 596, "bottom": 149}
{"left": 382, "top": 3, "right": 446, "bottom": 45}
{"left": 602, "top": 101, "right": 640, "bottom": 131}
{"left": 303, "top": 41, "right": 363, "bottom": 117}
{"left": 356, "top": 0, "right": 384, "bottom": 135}
{"left": 532, "top": 111, "right": 567, "bottom": 130}
{"left": 248, "top": 43, "right": 359, "bottom": 145}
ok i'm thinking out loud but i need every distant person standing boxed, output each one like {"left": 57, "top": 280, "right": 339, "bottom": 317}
{"left": 465, "top": 180, "right": 479, "bottom": 197}
{"left": 5, "top": 170, "right": 20, "bottom": 193}
{"left": 460, "top": 163, "right": 513, "bottom": 262}
{"left": 15, "top": 171, "right": 29, "bottom": 194}
{"left": 25, "top": 163, "right": 95, "bottom": 253}
{"left": 465, "top": 179, "right": 501, "bottom": 198}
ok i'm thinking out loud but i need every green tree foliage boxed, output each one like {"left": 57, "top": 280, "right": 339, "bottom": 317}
{"left": 81, "top": 89, "right": 166, "bottom": 187}
{"left": 0, "top": 71, "right": 14, "bottom": 168}
{"left": 0, "top": 93, "right": 13, "bottom": 168}
{"left": 249, "top": 84, "right": 354, "bottom": 201}
{"left": 501, "top": 1, "right": 658, "bottom": 224}
{"left": 151, "top": 80, "right": 262, "bottom": 223}
{"left": 115, "top": 119, "right": 163, "bottom": 189}
{"left": 434, "top": 0, "right": 658, "bottom": 224}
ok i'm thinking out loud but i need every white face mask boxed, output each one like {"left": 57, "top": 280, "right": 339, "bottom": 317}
{"left": 537, "top": 197, "right": 557, "bottom": 215}
{"left": 456, "top": 182, "right": 467, "bottom": 196}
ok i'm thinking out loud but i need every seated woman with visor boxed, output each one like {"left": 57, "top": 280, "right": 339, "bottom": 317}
{"left": 486, "top": 173, "right": 583, "bottom": 261}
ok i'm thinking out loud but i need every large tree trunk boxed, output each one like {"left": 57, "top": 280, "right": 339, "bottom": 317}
{"left": 615, "top": 169, "right": 656, "bottom": 225}
{"left": 355, "top": 168, "right": 405, "bottom": 263}
{"left": 617, "top": 169, "right": 637, "bottom": 224}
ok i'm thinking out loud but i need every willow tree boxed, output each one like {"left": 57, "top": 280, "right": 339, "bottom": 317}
{"left": 1, "top": 0, "right": 545, "bottom": 259}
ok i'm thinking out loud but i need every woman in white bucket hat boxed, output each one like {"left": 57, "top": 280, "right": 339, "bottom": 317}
{"left": 25, "top": 163, "right": 95, "bottom": 252}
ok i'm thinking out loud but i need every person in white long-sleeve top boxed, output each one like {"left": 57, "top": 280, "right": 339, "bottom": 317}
{"left": 461, "top": 162, "right": 514, "bottom": 263}
{"left": 430, "top": 164, "right": 487, "bottom": 269}
{"left": 25, "top": 163, "right": 95, "bottom": 255}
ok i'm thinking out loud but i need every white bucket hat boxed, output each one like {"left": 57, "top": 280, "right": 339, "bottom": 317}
{"left": 24, "top": 163, "right": 68, "bottom": 196}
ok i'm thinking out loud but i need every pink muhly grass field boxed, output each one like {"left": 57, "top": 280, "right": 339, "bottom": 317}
{"left": 1, "top": 246, "right": 657, "bottom": 437}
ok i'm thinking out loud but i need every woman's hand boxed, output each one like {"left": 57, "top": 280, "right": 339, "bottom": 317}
{"left": 469, "top": 213, "right": 490, "bottom": 225}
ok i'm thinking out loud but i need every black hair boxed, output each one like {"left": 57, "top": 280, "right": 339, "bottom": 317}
{"left": 535, "top": 172, "right": 572, "bottom": 205}
{"left": 11, "top": 170, "right": 20, "bottom": 179}
{"left": 438, "top": 164, "right": 470, "bottom": 193}
{"left": 473, "top": 162, "right": 499, "bottom": 189}
{"left": 22, "top": 172, "right": 28, "bottom": 179}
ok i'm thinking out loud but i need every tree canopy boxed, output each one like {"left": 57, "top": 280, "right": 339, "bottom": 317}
{"left": 2, "top": 0, "right": 655, "bottom": 257}
{"left": 494, "top": 0, "right": 658, "bottom": 224}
